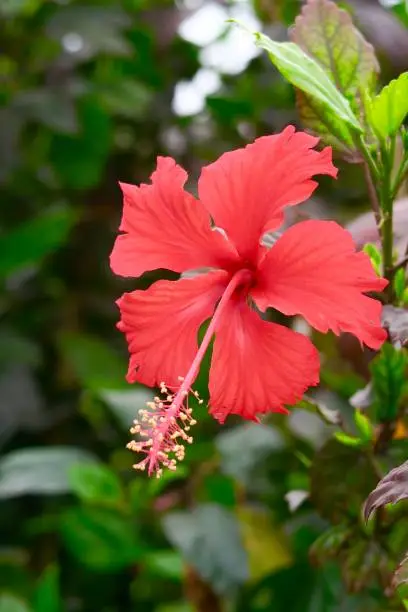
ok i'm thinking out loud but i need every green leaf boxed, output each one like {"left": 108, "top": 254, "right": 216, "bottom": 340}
{"left": 334, "top": 431, "right": 366, "bottom": 448}
{"left": 0, "top": 447, "right": 96, "bottom": 498}
{"left": 58, "top": 333, "right": 128, "bottom": 392}
{"left": 370, "top": 343, "right": 407, "bottom": 421}
{"left": 369, "top": 72, "right": 408, "bottom": 140}
{"left": 253, "top": 31, "right": 361, "bottom": 131}
{"left": 394, "top": 269, "right": 406, "bottom": 303}
{"left": 364, "top": 460, "right": 408, "bottom": 521}
{"left": 144, "top": 551, "right": 184, "bottom": 582}
{"left": 33, "top": 566, "right": 60, "bottom": 612}
{"left": 51, "top": 99, "right": 112, "bottom": 190}
{"left": 363, "top": 243, "right": 382, "bottom": 276}
{"left": 0, "top": 208, "right": 76, "bottom": 281}
{"left": 354, "top": 410, "right": 375, "bottom": 443}
{"left": 162, "top": 504, "right": 249, "bottom": 595}
{"left": 0, "top": 595, "right": 31, "bottom": 612}
{"left": 290, "top": 0, "right": 378, "bottom": 150}
{"left": 60, "top": 507, "right": 142, "bottom": 571}
{"left": 68, "top": 463, "right": 124, "bottom": 507}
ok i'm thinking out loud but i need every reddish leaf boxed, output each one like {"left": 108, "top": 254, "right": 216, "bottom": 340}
{"left": 291, "top": 0, "right": 379, "bottom": 154}
{"left": 364, "top": 461, "right": 408, "bottom": 521}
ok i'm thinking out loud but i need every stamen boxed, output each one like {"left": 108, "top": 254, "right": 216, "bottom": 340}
{"left": 127, "top": 268, "right": 252, "bottom": 477}
{"left": 127, "top": 381, "right": 198, "bottom": 477}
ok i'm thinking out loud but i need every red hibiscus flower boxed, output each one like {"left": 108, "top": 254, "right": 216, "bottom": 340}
{"left": 110, "top": 125, "right": 387, "bottom": 476}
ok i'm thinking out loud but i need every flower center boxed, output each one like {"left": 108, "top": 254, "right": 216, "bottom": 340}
{"left": 127, "top": 267, "right": 252, "bottom": 476}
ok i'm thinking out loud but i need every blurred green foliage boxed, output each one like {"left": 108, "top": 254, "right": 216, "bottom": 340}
{"left": 1, "top": 0, "right": 408, "bottom": 610}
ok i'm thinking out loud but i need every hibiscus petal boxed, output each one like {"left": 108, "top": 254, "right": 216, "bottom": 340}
{"left": 198, "top": 126, "right": 337, "bottom": 262}
{"left": 251, "top": 220, "right": 388, "bottom": 350}
{"left": 110, "top": 157, "right": 238, "bottom": 278}
{"left": 209, "top": 297, "right": 320, "bottom": 423}
{"left": 117, "top": 271, "right": 228, "bottom": 388}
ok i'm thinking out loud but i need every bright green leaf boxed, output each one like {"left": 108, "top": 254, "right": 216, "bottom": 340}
{"left": 33, "top": 566, "right": 60, "bottom": 612}
{"left": 144, "top": 551, "right": 184, "bottom": 582}
{"left": 369, "top": 72, "right": 408, "bottom": 140}
{"left": 334, "top": 431, "right": 366, "bottom": 448}
{"left": 68, "top": 463, "right": 124, "bottom": 507}
{"left": 291, "top": 0, "right": 378, "bottom": 150}
{"left": 162, "top": 504, "right": 249, "bottom": 595}
{"left": 254, "top": 31, "right": 361, "bottom": 131}
{"left": 60, "top": 507, "right": 142, "bottom": 571}
{"left": 0, "top": 447, "right": 96, "bottom": 498}
{"left": 0, "top": 208, "right": 76, "bottom": 281}
{"left": 370, "top": 343, "right": 407, "bottom": 421}
{"left": 354, "top": 410, "right": 374, "bottom": 443}
{"left": 363, "top": 243, "right": 382, "bottom": 275}
{"left": 394, "top": 268, "right": 407, "bottom": 302}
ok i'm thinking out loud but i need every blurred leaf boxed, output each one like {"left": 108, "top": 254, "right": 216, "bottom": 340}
{"left": 334, "top": 431, "right": 366, "bottom": 448}
{"left": 0, "top": 447, "right": 96, "bottom": 498}
{"left": 370, "top": 343, "right": 407, "bottom": 422}
{"left": 393, "top": 552, "right": 408, "bottom": 590}
{"left": 162, "top": 504, "right": 249, "bottom": 595}
{"left": 156, "top": 604, "right": 193, "bottom": 612}
{"left": 33, "top": 566, "right": 59, "bottom": 612}
{"left": 0, "top": 109, "right": 22, "bottom": 182}
{"left": 216, "top": 423, "right": 284, "bottom": 486}
{"left": 68, "top": 463, "right": 124, "bottom": 507}
{"left": 45, "top": 6, "right": 131, "bottom": 60}
{"left": 382, "top": 306, "right": 408, "bottom": 348}
{"left": 0, "top": 366, "right": 44, "bottom": 443}
{"left": 238, "top": 506, "right": 292, "bottom": 581}
{"left": 0, "top": 0, "right": 39, "bottom": 17}
{"left": 101, "top": 388, "right": 152, "bottom": 428}
{"left": 144, "top": 551, "right": 184, "bottom": 582}
{"left": 203, "top": 473, "right": 236, "bottom": 507}
{"left": 0, "top": 595, "right": 31, "bottom": 612}
{"left": 297, "top": 396, "right": 343, "bottom": 426}
{"left": 14, "top": 89, "right": 78, "bottom": 134}
{"left": 60, "top": 507, "right": 141, "bottom": 571}
{"left": 97, "top": 80, "right": 152, "bottom": 119}
{"left": 354, "top": 410, "right": 375, "bottom": 443}
{"left": 285, "top": 490, "right": 309, "bottom": 512}
{"left": 310, "top": 439, "right": 377, "bottom": 521}
{"left": 394, "top": 269, "right": 406, "bottom": 303}
{"left": 0, "top": 208, "right": 76, "bottom": 281}
{"left": 310, "top": 524, "right": 353, "bottom": 565}
{"left": 291, "top": 0, "right": 378, "bottom": 151}
{"left": 340, "top": 539, "right": 387, "bottom": 593}
{"left": 51, "top": 99, "right": 112, "bottom": 189}
{"left": 0, "top": 329, "right": 41, "bottom": 369}
{"left": 369, "top": 72, "right": 408, "bottom": 140}
{"left": 59, "top": 333, "right": 128, "bottom": 392}
{"left": 350, "top": 382, "right": 374, "bottom": 409}
{"left": 364, "top": 460, "right": 408, "bottom": 521}
{"left": 254, "top": 31, "right": 361, "bottom": 130}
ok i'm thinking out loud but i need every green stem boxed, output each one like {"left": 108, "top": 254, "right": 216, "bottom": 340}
{"left": 379, "top": 141, "right": 395, "bottom": 300}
